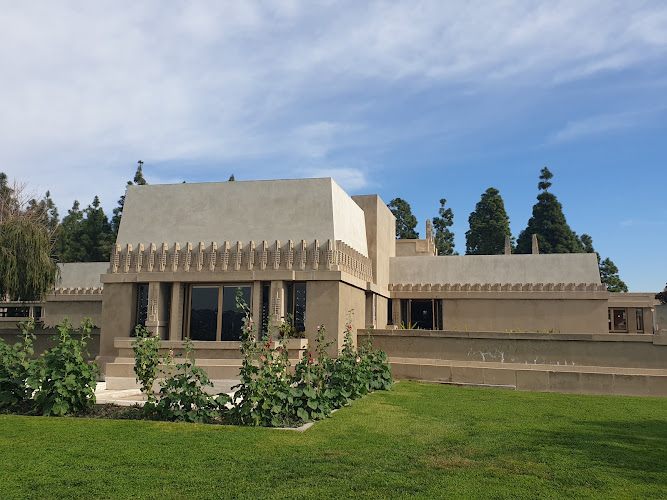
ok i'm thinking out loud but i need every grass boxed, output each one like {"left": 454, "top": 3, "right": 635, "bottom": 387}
{"left": 1, "top": 381, "right": 666, "bottom": 499}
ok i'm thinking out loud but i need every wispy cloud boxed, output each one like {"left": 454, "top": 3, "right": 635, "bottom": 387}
{"left": 547, "top": 112, "right": 640, "bottom": 144}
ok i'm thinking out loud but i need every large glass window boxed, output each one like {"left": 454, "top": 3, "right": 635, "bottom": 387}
{"left": 190, "top": 286, "right": 219, "bottom": 341}
{"left": 187, "top": 284, "right": 251, "bottom": 341}
{"left": 399, "top": 299, "right": 443, "bottom": 330}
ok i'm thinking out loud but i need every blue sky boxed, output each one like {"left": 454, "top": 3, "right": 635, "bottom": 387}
{"left": 1, "top": 1, "right": 665, "bottom": 292}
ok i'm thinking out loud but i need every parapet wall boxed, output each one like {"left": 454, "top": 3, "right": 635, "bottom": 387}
{"left": 360, "top": 329, "right": 667, "bottom": 370}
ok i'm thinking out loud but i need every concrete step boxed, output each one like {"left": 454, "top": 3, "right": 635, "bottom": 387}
{"left": 389, "top": 357, "right": 667, "bottom": 397}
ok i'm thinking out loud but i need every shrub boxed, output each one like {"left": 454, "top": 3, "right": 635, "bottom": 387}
{"left": 131, "top": 325, "right": 171, "bottom": 396}
{"left": 230, "top": 295, "right": 293, "bottom": 427}
{"left": 143, "top": 339, "right": 229, "bottom": 423}
{"left": 290, "top": 324, "right": 334, "bottom": 422}
{"left": 0, "top": 319, "right": 37, "bottom": 410}
{"left": 31, "top": 318, "right": 98, "bottom": 416}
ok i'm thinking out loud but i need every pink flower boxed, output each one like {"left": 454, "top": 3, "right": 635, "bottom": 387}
{"left": 308, "top": 358, "right": 314, "bottom": 364}
{"left": 260, "top": 355, "right": 266, "bottom": 362}
{"left": 356, "top": 356, "right": 361, "bottom": 363}
{"left": 169, "top": 349, "right": 174, "bottom": 357}
{"left": 279, "top": 346, "right": 283, "bottom": 353}
{"left": 317, "top": 326, "right": 321, "bottom": 331}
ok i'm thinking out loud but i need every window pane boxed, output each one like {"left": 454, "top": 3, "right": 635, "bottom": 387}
{"left": 294, "top": 283, "right": 306, "bottom": 333}
{"left": 137, "top": 284, "right": 149, "bottom": 327}
{"left": 261, "top": 282, "right": 270, "bottom": 334}
{"left": 400, "top": 300, "right": 408, "bottom": 328}
{"left": 636, "top": 309, "right": 644, "bottom": 332}
{"left": 387, "top": 299, "right": 393, "bottom": 326}
{"left": 612, "top": 309, "right": 627, "bottom": 332}
{"left": 190, "top": 286, "right": 219, "bottom": 341}
{"left": 410, "top": 300, "right": 434, "bottom": 330}
{"left": 221, "top": 286, "right": 251, "bottom": 341}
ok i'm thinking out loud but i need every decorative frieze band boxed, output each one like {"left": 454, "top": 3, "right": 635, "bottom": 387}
{"left": 108, "top": 239, "right": 373, "bottom": 283}
{"left": 389, "top": 282, "right": 607, "bottom": 292}
{"left": 53, "top": 287, "right": 104, "bottom": 295}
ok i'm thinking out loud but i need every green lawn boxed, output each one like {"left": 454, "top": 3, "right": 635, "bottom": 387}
{"left": 1, "top": 381, "right": 666, "bottom": 499}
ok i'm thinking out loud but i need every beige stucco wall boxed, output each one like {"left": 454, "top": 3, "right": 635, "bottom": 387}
{"left": 56, "top": 262, "right": 107, "bottom": 288}
{"left": 0, "top": 328, "right": 100, "bottom": 361}
{"left": 98, "top": 282, "right": 137, "bottom": 375}
{"left": 117, "top": 177, "right": 368, "bottom": 256}
{"left": 390, "top": 253, "right": 602, "bottom": 285}
{"left": 439, "top": 297, "right": 608, "bottom": 334}
{"left": 42, "top": 299, "right": 103, "bottom": 328}
{"left": 351, "top": 194, "right": 395, "bottom": 289}
{"left": 304, "top": 280, "right": 367, "bottom": 352}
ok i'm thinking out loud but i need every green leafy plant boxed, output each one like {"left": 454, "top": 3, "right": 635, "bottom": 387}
{"left": 131, "top": 325, "right": 172, "bottom": 396}
{"left": 277, "top": 313, "right": 302, "bottom": 339}
{"left": 0, "top": 319, "right": 37, "bottom": 410}
{"left": 399, "top": 321, "right": 418, "bottom": 330}
{"left": 231, "top": 293, "right": 293, "bottom": 427}
{"left": 31, "top": 318, "right": 98, "bottom": 416}
{"left": 143, "top": 339, "right": 229, "bottom": 423}
{"left": 290, "top": 324, "right": 335, "bottom": 422}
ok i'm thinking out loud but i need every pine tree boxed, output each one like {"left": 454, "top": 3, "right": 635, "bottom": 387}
{"left": 465, "top": 187, "right": 513, "bottom": 255}
{"left": 57, "top": 201, "right": 87, "bottom": 262}
{"left": 580, "top": 234, "right": 628, "bottom": 292}
{"left": 112, "top": 161, "right": 148, "bottom": 236}
{"left": 388, "top": 198, "right": 419, "bottom": 239}
{"left": 228, "top": 174, "right": 235, "bottom": 181}
{"left": 81, "top": 196, "right": 114, "bottom": 261}
{"left": 432, "top": 198, "right": 456, "bottom": 255}
{"left": 516, "top": 168, "right": 583, "bottom": 254}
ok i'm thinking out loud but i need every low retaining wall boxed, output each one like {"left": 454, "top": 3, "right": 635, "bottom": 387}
{"left": 0, "top": 327, "right": 100, "bottom": 361}
{"left": 359, "top": 329, "right": 667, "bottom": 370}
{"left": 358, "top": 329, "right": 667, "bottom": 396}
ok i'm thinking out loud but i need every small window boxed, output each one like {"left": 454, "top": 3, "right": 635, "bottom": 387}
{"left": 636, "top": 309, "right": 644, "bottom": 333}
{"left": 387, "top": 299, "right": 393, "bottom": 326}
{"left": 610, "top": 308, "right": 627, "bottom": 332}
{"left": 285, "top": 282, "right": 307, "bottom": 334}
{"left": 260, "top": 282, "right": 271, "bottom": 334}
{"left": 136, "top": 284, "right": 149, "bottom": 328}
{"left": 399, "top": 299, "right": 443, "bottom": 330}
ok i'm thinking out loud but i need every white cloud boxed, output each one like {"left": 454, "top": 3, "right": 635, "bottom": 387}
{"left": 301, "top": 167, "right": 369, "bottom": 192}
{"left": 547, "top": 112, "right": 639, "bottom": 144}
{"left": 1, "top": 1, "right": 666, "bottom": 211}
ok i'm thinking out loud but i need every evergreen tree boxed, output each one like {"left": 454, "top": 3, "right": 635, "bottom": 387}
{"left": 580, "top": 233, "right": 628, "bottom": 292}
{"left": 112, "top": 161, "right": 148, "bottom": 236}
{"left": 599, "top": 258, "right": 628, "bottom": 293}
{"left": 81, "top": 196, "right": 114, "bottom": 261}
{"left": 0, "top": 173, "right": 58, "bottom": 301}
{"left": 388, "top": 198, "right": 419, "bottom": 239}
{"left": 516, "top": 168, "right": 583, "bottom": 254}
{"left": 134, "top": 160, "right": 147, "bottom": 185}
{"left": 465, "top": 187, "right": 513, "bottom": 255}
{"left": 228, "top": 174, "right": 235, "bottom": 181}
{"left": 432, "top": 198, "right": 456, "bottom": 255}
{"left": 57, "top": 201, "right": 87, "bottom": 262}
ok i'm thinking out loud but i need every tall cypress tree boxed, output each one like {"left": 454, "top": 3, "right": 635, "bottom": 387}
{"left": 432, "top": 198, "right": 456, "bottom": 255}
{"left": 465, "top": 187, "right": 513, "bottom": 255}
{"left": 388, "top": 198, "right": 419, "bottom": 239}
{"left": 516, "top": 168, "right": 583, "bottom": 254}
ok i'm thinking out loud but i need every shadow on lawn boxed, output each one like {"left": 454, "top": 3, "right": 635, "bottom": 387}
{"left": 528, "top": 419, "right": 667, "bottom": 478}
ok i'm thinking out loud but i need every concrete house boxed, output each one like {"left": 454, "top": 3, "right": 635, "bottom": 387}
{"left": 2, "top": 177, "right": 662, "bottom": 395}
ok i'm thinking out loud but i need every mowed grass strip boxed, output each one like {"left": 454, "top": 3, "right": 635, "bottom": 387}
{"left": 1, "top": 381, "right": 666, "bottom": 499}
